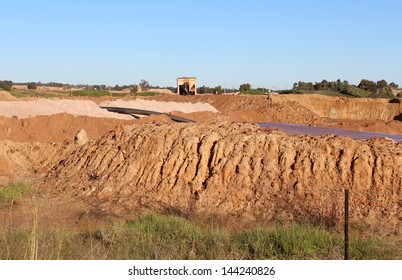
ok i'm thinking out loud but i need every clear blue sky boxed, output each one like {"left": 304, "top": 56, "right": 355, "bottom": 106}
{"left": 1, "top": 0, "right": 401, "bottom": 89}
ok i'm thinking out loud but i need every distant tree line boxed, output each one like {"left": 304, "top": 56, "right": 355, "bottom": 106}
{"left": 2, "top": 78, "right": 271, "bottom": 95}
{"left": 112, "top": 79, "right": 149, "bottom": 93}
{"left": 197, "top": 84, "right": 270, "bottom": 95}
{"left": 292, "top": 79, "right": 399, "bottom": 98}
{"left": 198, "top": 86, "right": 214, "bottom": 94}
{"left": 197, "top": 85, "right": 241, "bottom": 94}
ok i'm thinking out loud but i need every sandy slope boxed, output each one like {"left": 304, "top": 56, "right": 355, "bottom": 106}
{"left": 99, "top": 99, "right": 219, "bottom": 113}
{"left": 0, "top": 91, "right": 18, "bottom": 101}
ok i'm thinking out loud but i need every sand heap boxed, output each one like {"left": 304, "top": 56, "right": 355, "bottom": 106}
{"left": 0, "top": 91, "right": 17, "bottom": 101}
{"left": 45, "top": 122, "right": 402, "bottom": 233}
{"left": 99, "top": 99, "right": 219, "bottom": 113}
{"left": 0, "top": 114, "right": 136, "bottom": 142}
{"left": 0, "top": 99, "right": 132, "bottom": 119}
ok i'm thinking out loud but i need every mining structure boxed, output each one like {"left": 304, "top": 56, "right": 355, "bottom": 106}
{"left": 177, "top": 77, "right": 197, "bottom": 95}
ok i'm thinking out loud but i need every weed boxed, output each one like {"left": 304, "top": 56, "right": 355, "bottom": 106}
{"left": 9, "top": 89, "right": 63, "bottom": 98}
{"left": 131, "top": 91, "right": 161, "bottom": 97}
{"left": 71, "top": 89, "right": 111, "bottom": 97}
{"left": 240, "top": 90, "right": 267, "bottom": 95}
{"left": 0, "top": 182, "right": 34, "bottom": 206}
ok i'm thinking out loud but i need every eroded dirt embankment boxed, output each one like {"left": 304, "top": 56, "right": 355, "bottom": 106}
{"left": 272, "top": 94, "right": 402, "bottom": 121}
{"left": 0, "top": 114, "right": 134, "bottom": 142}
{"left": 44, "top": 122, "right": 402, "bottom": 234}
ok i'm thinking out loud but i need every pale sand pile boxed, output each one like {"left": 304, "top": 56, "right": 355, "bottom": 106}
{"left": 0, "top": 99, "right": 132, "bottom": 119}
{"left": 0, "top": 91, "right": 18, "bottom": 101}
{"left": 99, "top": 99, "right": 219, "bottom": 113}
{"left": 0, "top": 99, "right": 219, "bottom": 119}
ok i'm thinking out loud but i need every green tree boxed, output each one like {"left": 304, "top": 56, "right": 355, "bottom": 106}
{"left": 0, "top": 80, "right": 13, "bottom": 91}
{"left": 198, "top": 85, "right": 207, "bottom": 94}
{"left": 358, "top": 79, "right": 377, "bottom": 92}
{"left": 214, "top": 85, "right": 223, "bottom": 94}
{"left": 130, "top": 84, "right": 139, "bottom": 93}
{"left": 376, "top": 79, "right": 388, "bottom": 89}
{"left": 320, "top": 79, "right": 329, "bottom": 89}
{"left": 139, "top": 79, "right": 150, "bottom": 91}
{"left": 306, "top": 82, "right": 314, "bottom": 90}
{"left": 27, "top": 82, "right": 37, "bottom": 90}
{"left": 239, "top": 83, "right": 251, "bottom": 92}
{"left": 293, "top": 81, "right": 307, "bottom": 90}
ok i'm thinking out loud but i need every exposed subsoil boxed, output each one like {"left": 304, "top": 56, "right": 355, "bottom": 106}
{"left": 0, "top": 94, "right": 401, "bottom": 235}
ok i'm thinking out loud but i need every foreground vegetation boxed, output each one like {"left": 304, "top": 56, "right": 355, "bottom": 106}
{"left": 0, "top": 214, "right": 399, "bottom": 260}
{"left": 0, "top": 182, "right": 34, "bottom": 206}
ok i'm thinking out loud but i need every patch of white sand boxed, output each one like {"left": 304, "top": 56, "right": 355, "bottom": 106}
{"left": 99, "top": 99, "right": 219, "bottom": 114}
{"left": 0, "top": 99, "right": 132, "bottom": 119}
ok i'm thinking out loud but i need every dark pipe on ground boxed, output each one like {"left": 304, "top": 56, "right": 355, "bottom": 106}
{"left": 100, "top": 107, "right": 195, "bottom": 123}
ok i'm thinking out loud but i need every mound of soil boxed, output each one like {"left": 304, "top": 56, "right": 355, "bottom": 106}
{"left": 0, "top": 114, "right": 135, "bottom": 143}
{"left": 0, "top": 99, "right": 132, "bottom": 119}
{"left": 0, "top": 91, "right": 17, "bottom": 101}
{"left": 0, "top": 140, "right": 63, "bottom": 186}
{"left": 43, "top": 122, "right": 402, "bottom": 234}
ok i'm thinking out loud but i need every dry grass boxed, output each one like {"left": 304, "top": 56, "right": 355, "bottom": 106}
{"left": 0, "top": 213, "right": 399, "bottom": 260}
{"left": 0, "top": 182, "right": 34, "bottom": 206}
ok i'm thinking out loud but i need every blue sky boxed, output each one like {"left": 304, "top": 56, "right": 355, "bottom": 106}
{"left": 1, "top": 0, "right": 401, "bottom": 89}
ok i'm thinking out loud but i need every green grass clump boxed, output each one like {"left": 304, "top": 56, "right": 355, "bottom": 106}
{"left": 71, "top": 89, "right": 130, "bottom": 97}
{"left": 132, "top": 91, "right": 161, "bottom": 96}
{"left": 9, "top": 89, "right": 63, "bottom": 98}
{"left": 233, "top": 225, "right": 341, "bottom": 259}
{"left": 0, "top": 182, "right": 34, "bottom": 206}
{"left": 240, "top": 90, "right": 267, "bottom": 95}
{"left": 340, "top": 87, "right": 371, "bottom": 98}
{"left": 71, "top": 89, "right": 112, "bottom": 97}
{"left": 0, "top": 214, "right": 399, "bottom": 260}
